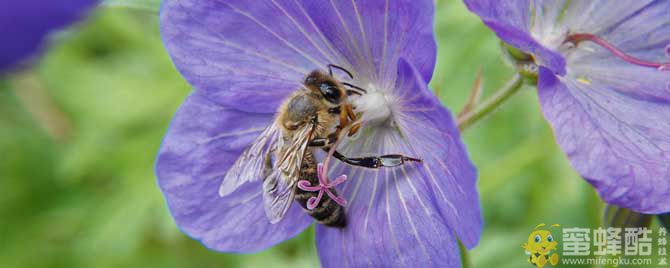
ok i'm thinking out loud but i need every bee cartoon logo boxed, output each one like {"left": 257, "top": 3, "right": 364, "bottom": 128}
{"left": 523, "top": 224, "right": 560, "bottom": 267}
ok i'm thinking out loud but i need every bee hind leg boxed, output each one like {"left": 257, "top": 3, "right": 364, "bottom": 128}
{"left": 309, "top": 136, "right": 421, "bottom": 169}
{"left": 331, "top": 150, "right": 421, "bottom": 169}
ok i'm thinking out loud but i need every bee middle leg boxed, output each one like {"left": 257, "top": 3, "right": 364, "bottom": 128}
{"left": 308, "top": 133, "right": 338, "bottom": 147}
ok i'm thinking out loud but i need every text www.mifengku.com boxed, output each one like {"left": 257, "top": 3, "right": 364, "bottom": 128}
{"left": 561, "top": 257, "right": 655, "bottom": 267}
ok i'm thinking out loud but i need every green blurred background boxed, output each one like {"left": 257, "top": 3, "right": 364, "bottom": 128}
{"left": 0, "top": 0, "right": 665, "bottom": 267}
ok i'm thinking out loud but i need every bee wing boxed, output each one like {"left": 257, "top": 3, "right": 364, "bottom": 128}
{"left": 219, "top": 122, "right": 280, "bottom": 197}
{"left": 263, "top": 120, "right": 315, "bottom": 224}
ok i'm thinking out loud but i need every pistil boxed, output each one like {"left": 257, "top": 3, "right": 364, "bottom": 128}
{"left": 297, "top": 163, "right": 347, "bottom": 210}
{"left": 566, "top": 33, "right": 670, "bottom": 71}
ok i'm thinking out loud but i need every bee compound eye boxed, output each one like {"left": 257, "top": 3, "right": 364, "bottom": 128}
{"left": 547, "top": 235, "right": 553, "bottom": 242}
{"left": 534, "top": 235, "right": 541, "bottom": 243}
{"left": 320, "top": 83, "right": 341, "bottom": 103}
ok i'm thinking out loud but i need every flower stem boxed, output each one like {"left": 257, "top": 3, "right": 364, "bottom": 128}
{"left": 101, "top": 1, "right": 159, "bottom": 15}
{"left": 457, "top": 73, "right": 524, "bottom": 131}
{"left": 458, "top": 240, "right": 472, "bottom": 268}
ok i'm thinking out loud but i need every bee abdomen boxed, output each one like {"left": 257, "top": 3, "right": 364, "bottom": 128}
{"left": 295, "top": 153, "right": 346, "bottom": 228}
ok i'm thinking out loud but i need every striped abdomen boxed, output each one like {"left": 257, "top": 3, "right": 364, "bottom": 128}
{"left": 294, "top": 150, "right": 347, "bottom": 228}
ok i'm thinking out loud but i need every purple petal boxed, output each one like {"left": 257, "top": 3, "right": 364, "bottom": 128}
{"left": 468, "top": 0, "right": 670, "bottom": 213}
{"left": 394, "top": 59, "right": 482, "bottom": 248}
{"left": 0, "top": 0, "right": 95, "bottom": 72}
{"left": 464, "top": 0, "right": 566, "bottom": 75}
{"left": 569, "top": 58, "right": 670, "bottom": 103}
{"left": 316, "top": 59, "right": 480, "bottom": 267}
{"left": 160, "top": 0, "right": 436, "bottom": 113}
{"left": 463, "top": 0, "right": 530, "bottom": 31}
{"left": 561, "top": 1, "right": 665, "bottom": 43}
{"left": 300, "top": 0, "right": 437, "bottom": 83}
{"left": 156, "top": 93, "right": 312, "bottom": 252}
{"left": 537, "top": 67, "right": 670, "bottom": 213}
{"left": 566, "top": 1, "right": 670, "bottom": 72}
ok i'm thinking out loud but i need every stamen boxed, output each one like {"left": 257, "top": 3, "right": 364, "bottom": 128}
{"left": 576, "top": 76, "right": 591, "bottom": 85}
{"left": 297, "top": 163, "right": 347, "bottom": 210}
{"left": 566, "top": 33, "right": 670, "bottom": 71}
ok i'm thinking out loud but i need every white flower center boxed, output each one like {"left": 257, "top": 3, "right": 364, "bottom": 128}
{"left": 353, "top": 83, "right": 394, "bottom": 127}
{"left": 531, "top": 26, "right": 568, "bottom": 52}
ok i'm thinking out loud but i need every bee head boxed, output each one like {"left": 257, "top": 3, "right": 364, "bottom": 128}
{"left": 304, "top": 70, "right": 344, "bottom": 104}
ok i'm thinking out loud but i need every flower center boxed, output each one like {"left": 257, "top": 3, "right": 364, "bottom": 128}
{"left": 353, "top": 83, "right": 394, "bottom": 126}
{"left": 564, "top": 33, "right": 670, "bottom": 71}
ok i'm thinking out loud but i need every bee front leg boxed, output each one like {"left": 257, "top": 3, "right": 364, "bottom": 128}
{"left": 348, "top": 123, "right": 361, "bottom": 137}
{"left": 338, "top": 107, "right": 349, "bottom": 136}
{"left": 328, "top": 106, "right": 348, "bottom": 138}
{"left": 342, "top": 104, "right": 362, "bottom": 137}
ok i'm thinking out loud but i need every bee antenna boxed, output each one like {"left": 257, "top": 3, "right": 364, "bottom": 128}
{"left": 342, "top": 82, "right": 368, "bottom": 95}
{"left": 328, "top": 64, "right": 354, "bottom": 79}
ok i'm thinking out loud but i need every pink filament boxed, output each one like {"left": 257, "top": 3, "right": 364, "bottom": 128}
{"left": 297, "top": 163, "right": 347, "bottom": 210}
{"left": 566, "top": 33, "right": 670, "bottom": 71}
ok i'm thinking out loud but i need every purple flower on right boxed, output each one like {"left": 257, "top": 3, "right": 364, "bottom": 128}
{"left": 465, "top": 0, "right": 670, "bottom": 213}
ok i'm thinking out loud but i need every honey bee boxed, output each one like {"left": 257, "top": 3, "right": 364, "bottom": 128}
{"left": 219, "top": 65, "right": 421, "bottom": 228}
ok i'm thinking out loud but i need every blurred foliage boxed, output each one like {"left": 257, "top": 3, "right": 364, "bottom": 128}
{"left": 0, "top": 1, "right": 665, "bottom": 268}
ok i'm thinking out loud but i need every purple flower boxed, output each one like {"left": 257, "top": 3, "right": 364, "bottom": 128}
{"left": 465, "top": 0, "right": 670, "bottom": 213}
{"left": 157, "top": 0, "right": 481, "bottom": 266}
{"left": 0, "top": 0, "right": 96, "bottom": 73}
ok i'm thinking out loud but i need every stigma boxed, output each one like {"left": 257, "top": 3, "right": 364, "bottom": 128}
{"left": 565, "top": 33, "right": 670, "bottom": 71}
